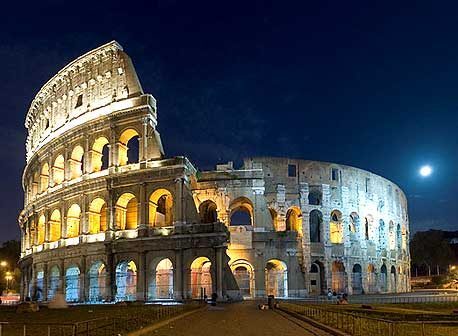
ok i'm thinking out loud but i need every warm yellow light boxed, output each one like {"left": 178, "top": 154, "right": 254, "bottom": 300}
{"left": 0, "top": 261, "right": 7, "bottom": 267}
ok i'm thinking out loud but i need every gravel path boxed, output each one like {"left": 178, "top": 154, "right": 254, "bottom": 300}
{"left": 149, "top": 301, "right": 323, "bottom": 336}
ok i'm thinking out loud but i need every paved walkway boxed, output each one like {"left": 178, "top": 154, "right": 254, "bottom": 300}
{"left": 150, "top": 301, "right": 328, "bottom": 336}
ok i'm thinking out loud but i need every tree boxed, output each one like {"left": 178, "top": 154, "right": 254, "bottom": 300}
{"left": 0, "top": 240, "right": 21, "bottom": 293}
{"left": 410, "top": 230, "right": 453, "bottom": 276}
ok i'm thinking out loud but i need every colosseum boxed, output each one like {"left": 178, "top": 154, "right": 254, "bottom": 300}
{"left": 18, "top": 41, "right": 411, "bottom": 303}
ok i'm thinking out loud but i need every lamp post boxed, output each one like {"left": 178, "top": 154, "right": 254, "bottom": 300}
{"left": 5, "top": 272, "right": 13, "bottom": 292}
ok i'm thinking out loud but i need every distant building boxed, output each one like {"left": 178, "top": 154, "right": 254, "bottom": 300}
{"left": 18, "top": 41, "right": 410, "bottom": 303}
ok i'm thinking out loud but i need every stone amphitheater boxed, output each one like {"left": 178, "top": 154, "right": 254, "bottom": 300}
{"left": 18, "top": 41, "right": 411, "bottom": 303}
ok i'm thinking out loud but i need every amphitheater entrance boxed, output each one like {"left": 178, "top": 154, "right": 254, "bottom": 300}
{"left": 231, "top": 260, "right": 254, "bottom": 298}
{"left": 367, "top": 264, "right": 377, "bottom": 293}
{"left": 309, "top": 262, "right": 325, "bottom": 295}
{"left": 332, "top": 261, "right": 346, "bottom": 294}
{"left": 265, "top": 259, "right": 288, "bottom": 298}
{"left": 190, "top": 257, "right": 212, "bottom": 299}
{"left": 379, "top": 264, "right": 388, "bottom": 293}
{"left": 390, "top": 266, "right": 397, "bottom": 293}
{"left": 35, "top": 270, "right": 44, "bottom": 301}
{"left": 351, "top": 264, "right": 362, "bottom": 294}
{"left": 65, "top": 266, "right": 80, "bottom": 302}
{"left": 88, "top": 261, "right": 108, "bottom": 302}
{"left": 115, "top": 261, "right": 137, "bottom": 301}
{"left": 48, "top": 266, "right": 60, "bottom": 300}
{"left": 148, "top": 258, "right": 174, "bottom": 300}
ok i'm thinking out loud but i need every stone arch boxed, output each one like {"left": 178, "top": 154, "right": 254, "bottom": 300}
{"left": 329, "top": 210, "right": 343, "bottom": 244}
{"left": 66, "top": 204, "right": 81, "bottom": 238}
{"left": 286, "top": 206, "right": 302, "bottom": 232}
{"left": 69, "top": 145, "right": 84, "bottom": 179}
{"left": 32, "top": 172, "right": 39, "bottom": 197}
{"left": 367, "top": 264, "right": 376, "bottom": 293}
{"left": 308, "top": 188, "right": 322, "bottom": 205}
{"left": 265, "top": 259, "right": 288, "bottom": 298}
{"left": 48, "top": 265, "right": 60, "bottom": 300}
{"left": 65, "top": 265, "right": 80, "bottom": 302}
{"left": 39, "top": 163, "right": 49, "bottom": 193}
{"left": 309, "top": 209, "right": 323, "bottom": 243}
{"left": 88, "top": 198, "right": 107, "bottom": 234}
{"left": 378, "top": 219, "right": 386, "bottom": 249}
{"left": 37, "top": 214, "right": 46, "bottom": 245}
{"left": 309, "top": 261, "right": 325, "bottom": 295}
{"left": 352, "top": 264, "right": 362, "bottom": 294}
{"left": 88, "top": 261, "right": 108, "bottom": 302}
{"left": 52, "top": 155, "right": 65, "bottom": 185}
{"left": 190, "top": 257, "right": 212, "bottom": 299}
{"left": 390, "top": 265, "right": 397, "bottom": 292}
{"left": 115, "top": 260, "right": 137, "bottom": 301}
{"left": 229, "top": 197, "right": 253, "bottom": 226}
{"left": 49, "top": 209, "right": 61, "bottom": 242}
{"left": 269, "top": 208, "right": 279, "bottom": 231}
{"left": 148, "top": 258, "right": 174, "bottom": 300}
{"left": 379, "top": 264, "right": 388, "bottom": 293}
{"left": 349, "top": 212, "right": 359, "bottom": 234}
{"left": 364, "top": 215, "right": 373, "bottom": 240}
{"left": 118, "top": 128, "right": 140, "bottom": 166}
{"left": 149, "top": 189, "right": 174, "bottom": 227}
{"left": 331, "top": 261, "right": 346, "bottom": 293}
{"left": 91, "top": 136, "right": 109, "bottom": 172}
{"left": 396, "top": 223, "right": 402, "bottom": 250}
{"left": 35, "top": 269, "right": 44, "bottom": 301}
{"left": 389, "top": 221, "right": 395, "bottom": 249}
{"left": 199, "top": 200, "right": 218, "bottom": 223}
{"left": 230, "top": 259, "right": 255, "bottom": 298}
{"left": 116, "top": 193, "right": 138, "bottom": 230}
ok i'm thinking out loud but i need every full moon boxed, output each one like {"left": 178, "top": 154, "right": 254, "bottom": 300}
{"left": 419, "top": 165, "right": 432, "bottom": 177}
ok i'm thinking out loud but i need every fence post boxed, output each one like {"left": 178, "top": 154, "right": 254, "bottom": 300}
{"left": 72, "top": 324, "right": 76, "bottom": 336}
{"left": 421, "top": 322, "right": 425, "bottom": 336}
{"left": 23, "top": 325, "right": 26, "bottom": 336}
{"left": 48, "top": 326, "right": 51, "bottom": 336}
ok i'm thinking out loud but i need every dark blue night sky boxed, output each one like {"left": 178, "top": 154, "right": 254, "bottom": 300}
{"left": 0, "top": 1, "right": 457, "bottom": 242}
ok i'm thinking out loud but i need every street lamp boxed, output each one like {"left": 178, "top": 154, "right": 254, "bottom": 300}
{"left": 0, "top": 261, "right": 7, "bottom": 268}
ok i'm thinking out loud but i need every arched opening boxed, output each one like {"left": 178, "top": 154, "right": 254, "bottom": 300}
{"left": 49, "top": 209, "right": 61, "bottom": 242}
{"left": 309, "top": 210, "right": 323, "bottom": 242}
{"left": 367, "top": 264, "right": 376, "bottom": 293}
{"left": 118, "top": 129, "right": 140, "bottom": 166}
{"left": 269, "top": 208, "right": 279, "bottom": 231}
{"left": 309, "top": 261, "right": 325, "bottom": 295}
{"left": 65, "top": 265, "right": 80, "bottom": 302}
{"left": 48, "top": 265, "right": 60, "bottom": 300}
{"left": 35, "top": 270, "right": 44, "bottom": 301}
{"left": 37, "top": 215, "right": 45, "bottom": 245}
{"left": 199, "top": 200, "right": 218, "bottom": 223}
{"left": 229, "top": 197, "right": 253, "bottom": 226}
{"left": 332, "top": 261, "right": 346, "bottom": 293}
{"left": 231, "top": 260, "right": 255, "bottom": 298}
{"left": 349, "top": 212, "right": 359, "bottom": 235}
{"left": 91, "top": 137, "right": 109, "bottom": 172}
{"left": 390, "top": 265, "right": 397, "bottom": 292}
{"left": 149, "top": 189, "right": 173, "bottom": 227}
{"left": 32, "top": 173, "right": 39, "bottom": 197}
{"left": 286, "top": 207, "right": 302, "bottom": 233}
{"left": 88, "top": 198, "right": 107, "bottom": 234}
{"left": 396, "top": 224, "right": 402, "bottom": 250}
{"left": 380, "top": 264, "right": 388, "bottom": 293}
{"left": 115, "top": 193, "right": 138, "bottom": 230}
{"left": 364, "top": 216, "right": 372, "bottom": 240}
{"left": 39, "top": 163, "right": 49, "bottom": 193}
{"left": 190, "top": 257, "right": 212, "bottom": 299}
{"left": 329, "top": 210, "right": 343, "bottom": 244}
{"left": 265, "top": 259, "right": 288, "bottom": 298}
{"left": 88, "top": 261, "right": 108, "bottom": 302}
{"left": 66, "top": 204, "right": 81, "bottom": 238}
{"left": 308, "top": 188, "right": 322, "bottom": 205}
{"left": 352, "top": 264, "right": 362, "bottom": 294}
{"left": 389, "top": 221, "right": 395, "bottom": 250}
{"left": 378, "top": 219, "right": 386, "bottom": 249}
{"left": 69, "top": 145, "right": 84, "bottom": 179}
{"left": 52, "top": 155, "right": 65, "bottom": 185}
{"left": 115, "top": 260, "right": 137, "bottom": 301}
{"left": 148, "top": 258, "right": 174, "bottom": 300}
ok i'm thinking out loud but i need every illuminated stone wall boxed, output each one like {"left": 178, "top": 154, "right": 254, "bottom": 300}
{"left": 18, "top": 41, "right": 410, "bottom": 303}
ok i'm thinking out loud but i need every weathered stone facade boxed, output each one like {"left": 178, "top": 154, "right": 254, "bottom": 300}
{"left": 18, "top": 41, "right": 410, "bottom": 303}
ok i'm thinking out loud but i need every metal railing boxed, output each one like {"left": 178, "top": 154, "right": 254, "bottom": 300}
{"left": 0, "top": 304, "right": 198, "bottom": 336}
{"left": 280, "top": 302, "right": 458, "bottom": 336}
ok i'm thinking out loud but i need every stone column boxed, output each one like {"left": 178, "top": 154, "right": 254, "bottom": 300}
{"left": 174, "top": 177, "right": 184, "bottom": 225}
{"left": 140, "top": 117, "right": 148, "bottom": 162}
{"left": 80, "top": 256, "right": 86, "bottom": 302}
{"left": 83, "top": 136, "right": 90, "bottom": 175}
{"left": 42, "top": 263, "right": 48, "bottom": 301}
{"left": 60, "top": 259, "right": 65, "bottom": 297}
{"left": 136, "top": 251, "right": 147, "bottom": 301}
{"left": 174, "top": 249, "right": 183, "bottom": 300}
{"left": 216, "top": 247, "right": 223, "bottom": 298}
{"left": 138, "top": 183, "right": 147, "bottom": 237}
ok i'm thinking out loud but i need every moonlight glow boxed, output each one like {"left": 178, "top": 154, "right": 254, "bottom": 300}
{"left": 419, "top": 165, "right": 432, "bottom": 177}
